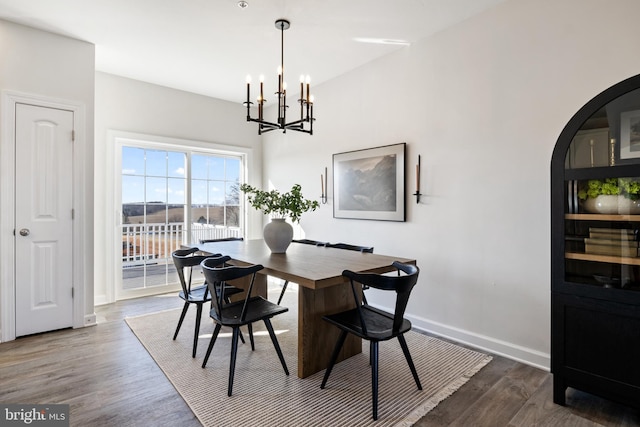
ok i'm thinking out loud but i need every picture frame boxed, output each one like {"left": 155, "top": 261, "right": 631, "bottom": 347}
{"left": 333, "top": 143, "right": 405, "bottom": 221}
{"left": 619, "top": 109, "right": 640, "bottom": 159}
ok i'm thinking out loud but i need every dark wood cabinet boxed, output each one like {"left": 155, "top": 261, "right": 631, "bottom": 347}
{"left": 551, "top": 74, "right": 640, "bottom": 409}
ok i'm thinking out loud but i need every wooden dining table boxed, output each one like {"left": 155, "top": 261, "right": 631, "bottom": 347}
{"left": 195, "top": 239, "right": 415, "bottom": 378}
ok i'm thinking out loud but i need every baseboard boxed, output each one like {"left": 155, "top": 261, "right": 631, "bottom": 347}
{"left": 406, "top": 313, "right": 550, "bottom": 371}
{"left": 84, "top": 313, "right": 97, "bottom": 327}
{"left": 368, "top": 299, "right": 550, "bottom": 370}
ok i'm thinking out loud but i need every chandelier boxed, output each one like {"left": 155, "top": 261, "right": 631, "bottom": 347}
{"left": 245, "top": 19, "right": 315, "bottom": 135}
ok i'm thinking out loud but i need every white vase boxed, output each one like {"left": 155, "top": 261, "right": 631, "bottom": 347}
{"left": 583, "top": 195, "right": 640, "bottom": 214}
{"left": 583, "top": 195, "right": 619, "bottom": 214}
{"left": 263, "top": 218, "right": 293, "bottom": 253}
{"left": 617, "top": 196, "right": 640, "bottom": 214}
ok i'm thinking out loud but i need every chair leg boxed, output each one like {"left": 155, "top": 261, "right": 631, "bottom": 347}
{"left": 264, "top": 318, "right": 289, "bottom": 375}
{"left": 320, "top": 330, "right": 348, "bottom": 389}
{"left": 173, "top": 302, "right": 189, "bottom": 340}
{"left": 228, "top": 327, "right": 240, "bottom": 396}
{"left": 224, "top": 295, "right": 246, "bottom": 344}
{"left": 398, "top": 334, "right": 422, "bottom": 390}
{"left": 248, "top": 323, "right": 255, "bottom": 351}
{"left": 369, "top": 340, "right": 374, "bottom": 366}
{"left": 277, "top": 280, "right": 289, "bottom": 305}
{"left": 202, "top": 323, "right": 222, "bottom": 368}
{"left": 192, "top": 303, "right": 203, "bottom": 358}
{"left": 224, "top": 296, "right": 245, "bottom": 344}
{"left": 371, "top": 341, "right": 379, "bottom": 421}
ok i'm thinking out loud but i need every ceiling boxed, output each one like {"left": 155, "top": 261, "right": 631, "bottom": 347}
{"left": 0, "top": 0, "right": 507, "bottom": 103}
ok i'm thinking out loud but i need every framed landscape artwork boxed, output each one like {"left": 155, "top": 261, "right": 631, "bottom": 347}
{"left": 333, "top": 143, "right": 406, "bottom": 221}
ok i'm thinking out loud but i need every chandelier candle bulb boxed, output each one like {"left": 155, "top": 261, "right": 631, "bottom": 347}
{"left": 260, "top": 76, "right": 264, "bottom": 100}
{"left": 306, "top": 75, "right": 310, "bottom": 103}
{"left": 283, "top": 84, "right": 287, "bottom": 123}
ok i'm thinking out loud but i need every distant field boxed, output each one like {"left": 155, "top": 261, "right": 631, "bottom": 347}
{"left": 125, "top": 207, "right": 225, "bottom": 224}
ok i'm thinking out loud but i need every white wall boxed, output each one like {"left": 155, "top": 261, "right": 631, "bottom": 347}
{"left": 262, "top": 0, "right": 640, "bottom": 368}
{"left": 0, "top": 20, "right": 95, "bottom": 335}
{"left": 93, "top": 72, "right": 262, "bottom": 304}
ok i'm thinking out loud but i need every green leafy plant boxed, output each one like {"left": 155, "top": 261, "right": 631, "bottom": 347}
{"left": 578, "top": 178, "right": 640, "bottom": 201}
{"left": 240, "top": 183, "right": 319, "bottom": 223}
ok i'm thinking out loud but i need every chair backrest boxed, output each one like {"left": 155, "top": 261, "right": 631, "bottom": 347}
{"left": 201, "top": 257, "right": 264, "bottom": 322}
{"left": 326, "top": 242, "right": 374, "bottom": 253}
{"left": 172, "top": 247, "right": 222, "bottom": 294}
{"left": 342, "top": 261, "right": 419, "bottom": 333}
{"left": 199, "top": 237, "right": 244, "bottom": 244}
{"left": 292, "top": 238, "right": 328, "bottom": 246}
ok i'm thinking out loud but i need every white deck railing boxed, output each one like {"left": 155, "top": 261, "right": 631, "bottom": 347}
{"left": 121, "top": 223, "right": 241, "bottom": 267}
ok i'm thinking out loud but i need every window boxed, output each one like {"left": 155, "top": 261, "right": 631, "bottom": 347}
{"left": 190, "top": 154, "right": 241, "bottom": 242}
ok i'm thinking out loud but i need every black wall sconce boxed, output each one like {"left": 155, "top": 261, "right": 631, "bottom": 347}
{"left": 320, "top": 166, "right": 328, "bottom": 204}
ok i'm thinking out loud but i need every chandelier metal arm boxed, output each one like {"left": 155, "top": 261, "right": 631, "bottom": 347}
{"left": 247, "top": 117, "right": 280, "bottom": 128}
{"left": 248, "top": 118, "right": 313, "bottom": 135}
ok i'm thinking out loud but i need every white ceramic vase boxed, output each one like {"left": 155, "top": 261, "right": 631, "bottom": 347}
{"left": 617, "top": 196, "right": 640, "bottom": 214}
{"left": 583, "top": 195, "right": 640, "bottom": 214}
{"left": 263, "top": 218, "right": 293, "bottom": 253}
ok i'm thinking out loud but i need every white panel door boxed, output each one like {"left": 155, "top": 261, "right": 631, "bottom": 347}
{"left": 14, "top": 103, "right": 74, "bottom": 337}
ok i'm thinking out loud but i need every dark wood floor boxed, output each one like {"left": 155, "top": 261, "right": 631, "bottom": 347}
{"left": 1, "top": 292, "right": 638, "bottom": 426}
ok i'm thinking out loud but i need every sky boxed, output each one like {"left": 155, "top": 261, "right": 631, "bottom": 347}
{"left": 121, "top": 147, "right": 240, "bottom": 206}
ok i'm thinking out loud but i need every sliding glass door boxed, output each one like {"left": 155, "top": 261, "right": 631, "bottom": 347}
{"left": 119, "top": 144, "right": 243, "bottom": 295}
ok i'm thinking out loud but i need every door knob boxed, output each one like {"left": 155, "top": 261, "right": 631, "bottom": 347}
{"left": 19, "top": 228, "right": 30, "bottom": 236}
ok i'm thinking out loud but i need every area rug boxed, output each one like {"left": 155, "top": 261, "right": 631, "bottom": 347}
{"left": 125, "top": 291, "right": 492, "bottom": 426}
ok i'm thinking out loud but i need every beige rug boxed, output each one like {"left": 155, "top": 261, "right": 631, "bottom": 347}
{"left": 126, "top": 290, "right": 492, "bottom": 426}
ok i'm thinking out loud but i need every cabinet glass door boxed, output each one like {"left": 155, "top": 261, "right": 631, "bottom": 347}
{"left": 563, "top": 86, "right": 640, "bottom": 291}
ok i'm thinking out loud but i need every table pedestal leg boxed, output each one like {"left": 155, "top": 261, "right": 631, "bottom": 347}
{"left": 298, "top": 283, "right": 361, "bottom": 378}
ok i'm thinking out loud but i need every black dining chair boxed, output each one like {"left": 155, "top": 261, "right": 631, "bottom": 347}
{"left": 201, "top": 256, "right": 290, "bottom": 396}
{"left": 276, "top": 238, "right": 328, "bottom": 304}
{"left": 171, "top": 248, "right": 246, "bottom": 358}
{"left": 320, "top": 261, "right": 422, "bottom": 421}
{"left": 325, "top": 242, "right": 374, "bottom": 304}
{"left": 199, "top": 236, "right": 244, "bottom": 244}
